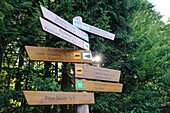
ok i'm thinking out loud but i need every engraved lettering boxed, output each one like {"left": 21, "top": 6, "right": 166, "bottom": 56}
{"left": 94, "top": 83, "right": 107, "bottom": 86}
{"left": 47, "top": 53, "right": 62, "bottom": 57}
{"left": 45, "top": 96, "right": 55, "bottom": 100}
{"left": 48, "top": 57, "right": 64, "bottom": 60}
{"left": 56, "top": 96, "right": 67, "bottom": 100}
{"left": 95, "top": 87, "right": 104, "bottom": 90}
{"left": 48, "top": 49, "right": 61, "bottom": 53}
{"left": 36, "top": 52, "right": 45, "bottom": 55}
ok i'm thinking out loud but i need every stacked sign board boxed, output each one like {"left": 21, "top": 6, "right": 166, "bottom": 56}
{"left": 39, "top": 5, "right": 89, "bottom": 42}
{"left": 74, "top": 64, "right": 123, "bottom": 92}
{"left": 24, "top": 5, "right": 94, "bottom": 105}
{"left": 39, "top": 17, "right": 89, "bottom": 50}
{"left": 72, "top": 17, "right": 123, "bottom": 93}
{"left": 23, "top": 5, "right": 123, "bottom": 109}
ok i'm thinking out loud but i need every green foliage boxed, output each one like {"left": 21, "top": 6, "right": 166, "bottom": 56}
{"left": 0, "top": 89, "right": 23, "bottom": 113}
{"left": 28, "top": 73, "right": 61, "bottom": 91}
{"left": 0, "top": 0, "right": 169, "bottom": 113}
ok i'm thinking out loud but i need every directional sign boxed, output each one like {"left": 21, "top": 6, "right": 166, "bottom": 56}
{"left": 23, "top": 91, "right": 95, "bottom": 105}
{"left": 75, "top": 79, "right": 123, "bottom": 93}
{"left": 25, "top": 46, "right": 92, "bottom": 63}
{"left": 75, "top": 64, "right": 121, "bottom": 82}
{"left": 39, "top": 17, "right": 90, "bottom": 50}
{"left": 73, "top": 16, "right": 115, "bottom": 41}
{"left": 40, "top": 5, "right": 89, "bottom": 42}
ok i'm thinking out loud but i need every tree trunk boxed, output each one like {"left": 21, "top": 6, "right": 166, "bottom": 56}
{"left": 0, "top": 51, "right": 3, "bottom": 74}
{"left": 4, "top": 52, "right": 11, "bottom": 89}
{"left": 44, "top": 61, "right": 51, "bottom": 77}
{"left": 15, "top": 47, "right": 24, "bottom": 91}
{"left": 55, "top": 62, "right": 58, "bottom": 82}
{"left": 43, "top": 61, "right": 51, "bottom": 113}
{"left": 60, "top": 62, "right": 70, "bottom": 113}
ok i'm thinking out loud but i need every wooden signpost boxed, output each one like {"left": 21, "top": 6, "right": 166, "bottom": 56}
{"left": 73, "top": 16, "right": 115, "bottom": 41}
{"left": 23, "top": 5, "right": 123, "bottom": 113}
{"left": 39, "top": 17, "right": 90, "bottom": 50}
{"left": 23, "top": 91, "right": 95, "bottom": 105}
{"left": 40, "top": 5, "right": 89, "bottom": 42}
{"left": 25, "top": 46, "right": 92, "bottom": 63}
{"left": 75, "top": 64, "right": 121, "bottom": 82}
{"left": 75, "top": 79, "right": 123, "bottom": 93}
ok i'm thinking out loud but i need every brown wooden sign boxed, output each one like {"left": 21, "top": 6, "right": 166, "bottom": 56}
{"left": 39, "top": 17, "right": 90, "bottom": 50}
{"left": 40, "top": 5, "right": 89, "bottom": 42}
{"left": 25, "top": 46, "right": 92, "bottom": 63}
{"left": 75, "top": 64, "right": 121, "bottom": 82}
{"left": 75, "top": 79, "right": 123, "bottom": 93}
{"left": 23, "top": 91, "right": 95, "bottom": 105}
{"left": 73, "top": 16, "right": 115, "bottom": 41}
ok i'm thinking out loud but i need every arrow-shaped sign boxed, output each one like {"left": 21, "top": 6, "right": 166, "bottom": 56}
{"left": 73, "top": 16, "right": 115, "bottom": 41}
{"left": 75, "top": 64, "right": 121, "bottom": 82}
{"left": 39, "top": 17, "right": 90, "bottom": 50}
{"left": 23, "top": 91, "right": 95, "bottom": 105}
{"left": 25, "top": 46, "right": 92, "bottom": 63}
{"left": 75, "top": 79, "right": 123, "bottom": 93}
{"left": 40, "top": 5, "right": 89, "bottom": 42}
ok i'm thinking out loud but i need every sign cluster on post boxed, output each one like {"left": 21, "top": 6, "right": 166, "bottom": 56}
{"left": 23, "top": 5, "right": 123, "bottom": 112}
{"left": 74, "top": 64, "right": 123, "bottom": 93}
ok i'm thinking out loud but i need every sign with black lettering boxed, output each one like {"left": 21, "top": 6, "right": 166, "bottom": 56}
{"left": 75, "top": 64, "right": 121, "bottom": 82}
{"left": 40, "top": 5, "right": 89, "bottom": 42}
{"left": 39, "top": 17, "right": 89, "bottom": 50}
{"left": 23, "top": 91, "right": 95, "bottom": 105}
{"left": 73, "top": 16, "right": 115, "bottom": 41}
{"left": 75, "top": 79, "right": 123, "bottom": 93}
{"left": 25, "top": 46, "right": 92, "bottom": 63}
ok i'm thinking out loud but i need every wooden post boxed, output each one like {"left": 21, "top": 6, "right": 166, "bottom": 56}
{"left": 73, "top": 44, "right": 89, "bottom": 113}
{"left": 77, "top": 104, "right": 89, "bottom": 113}
{"left": 76, "top": 78, "right": 89, "bottom": 113}
{"left": 73, "top": 15, "right": 90, "bottom": 112}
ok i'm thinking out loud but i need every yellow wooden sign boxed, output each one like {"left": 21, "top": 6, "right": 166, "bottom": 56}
{"left": 23, "top": 91, "right": 95, "bottom": 105}
{"left": 75, "top": 64, "right": 121, "bottom": 82}
{"left": 25, "top": 46, "right": 92, "bottom": 63}
{"left": 75, "top": 79, "right": 123, "bottom": 93}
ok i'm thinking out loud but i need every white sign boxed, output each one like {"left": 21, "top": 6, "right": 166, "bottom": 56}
{"left": 73, "top": 16, "right": 115, "bottom": 41}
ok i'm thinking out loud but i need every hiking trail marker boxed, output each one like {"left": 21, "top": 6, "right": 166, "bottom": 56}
{"left": 25, "top": 46, "right": 92, "bottom": 63}
{"left": 75, "top": 79, "right": 123, "bottom": 93}
{"left": 23, "top": 91, "right": 94, "bottom": 105}
{"left": 73, "top": 16, "right": 115, "bottom": 41}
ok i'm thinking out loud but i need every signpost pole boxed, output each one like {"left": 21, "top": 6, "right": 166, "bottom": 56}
{"left": 77, "top": 78, "right": 89, "bottom": 113}
{"left": 77, "top": 104, "right": 89, "bottom": 113}
{"left": 73, "top": 21, "right": 89, "bottom": 112}
{"left": 73, "top": 49, "right": 89, "bottom": 113}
